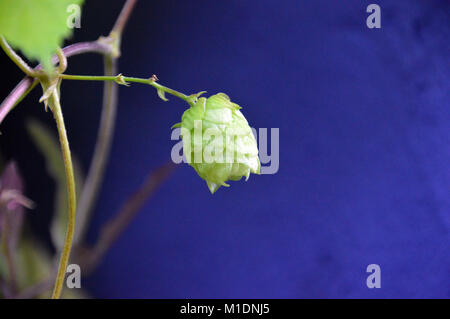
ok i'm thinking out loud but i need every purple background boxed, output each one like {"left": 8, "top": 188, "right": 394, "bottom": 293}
{"left": 0, "top": 0, "right": 449, "bottom": 298}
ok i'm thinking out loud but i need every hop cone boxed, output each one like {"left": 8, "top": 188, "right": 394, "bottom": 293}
{"left": 174, "top": 93, "right": 260, "bottom": 193}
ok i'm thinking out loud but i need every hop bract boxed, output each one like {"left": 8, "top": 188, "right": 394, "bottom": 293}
{"left": 174, "top": 93, "right": 260, "bottom": 194}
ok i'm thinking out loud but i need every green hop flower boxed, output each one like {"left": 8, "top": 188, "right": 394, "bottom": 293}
{"left": 173, "top": 93, "right": 260, "bottom": 194}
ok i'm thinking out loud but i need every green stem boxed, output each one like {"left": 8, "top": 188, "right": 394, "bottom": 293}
{"left": 48, "top": 88, "right": 77, "bottom": 299}
{"left": 0, "top": 36, "right": 37, "bottom": 77}
{"left": 74, "top": 55, "right": 118, "bottom": 244}
{"left": 59, "top": 74, "right": 191, "bottom": 104}
{"left": 56, "top": 48, "right": 68, "bottom": 74}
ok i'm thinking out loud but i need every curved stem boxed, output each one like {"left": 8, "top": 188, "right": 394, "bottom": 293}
{"left": 0, "top": 77, "right": 36, "bottom": 124}
{"left": 56, "top": 48, "right": 68, "bottom": 74}
{"left": 0, "top": 41, "right": 112, "bottom": 125}
{"left": 49, "top": 89, "right": 77, "bottom": 299}
{"left": 0, "top": 36, "right": 37, "bottom": 77}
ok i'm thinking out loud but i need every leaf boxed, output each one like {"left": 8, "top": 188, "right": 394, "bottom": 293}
{"left": 16, "top": 237, "right": 89, "bottom": 298}
{"left": 0, "top": 0, "right": 84, "bottom": 70}
{"left": 0, "top": 162, "right": 29, "bottom": 255}
{"left": 0, "top": 251, "right": 7, "bottom": 283}
{"left": 16, "top": 238, "right": 52, "bottom": 294}
{"left": 157, "top": 88, "right": 169, "bottom": 101}
{"left": 26, "top": 119, "right": 84, "bottom": 250}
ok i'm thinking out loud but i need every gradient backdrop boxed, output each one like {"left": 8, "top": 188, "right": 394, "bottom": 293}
{"left": 0, "top": 0, "right": 449, "bottom": 298}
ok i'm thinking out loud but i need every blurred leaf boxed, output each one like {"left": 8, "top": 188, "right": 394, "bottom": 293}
{"left": 61, "top": 286, "right": 90, "bottom": 299}
{"left": 0, "top": 0, "right": 84, "bottom": 70}
{"left": 0, "top": 253, "right": 7, "bottom": 280}
{"left": 14, "top": 236, "right": 89, "bottom": 298}
{"left": 26, "top": 119, "right": 84, "bottom": 251}
{"left": 0, "top": 161, "right": 31, "bottom": 295}
{"left": 16, "top": 238, "right": 52, "bottom": 293}
{"left": 0, "top": 162, "right": 27, "bottom": 249}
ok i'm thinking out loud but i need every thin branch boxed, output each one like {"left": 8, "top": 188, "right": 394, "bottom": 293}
{"left": 0, "top": 77, "right": 35, "bottom": 124}
{"left": 80, "top": 163, "right": 175, "bottom": 274}
{"left": 112, "top": 0, "right": 138, "bottom": 35}
{"left": 0, "top": 41, "right": 112, "bottom": 125}
{"left": 74, "top": 55, "right": 118, "bottom": 245}
{"left": 59, "top": 74, "right": 192, "bottom": 103}
{"left": 73, "top": 0, "right": 140, "bottom": 245}
{"left": 48, "top": 89, "right": 77, "bottom": 299}
{"left": 55, "top": 41, "right": 112, "bottom": 63}
{"left": 0, "top": 36, "right": 37, "bottom": 77}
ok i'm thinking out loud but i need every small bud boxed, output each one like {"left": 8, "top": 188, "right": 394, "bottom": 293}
{"left": 176, "top": 93, "right": 260, "bottom": 193}
{"left": 39, "top": 81, "right": 58, "bottom": 111}
{"left": 115, "top": 74, "right": 130, "bottom": 86}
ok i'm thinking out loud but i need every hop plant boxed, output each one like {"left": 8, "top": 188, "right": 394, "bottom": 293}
{"left": 173, "top": 93, "right": 260, "bottom": 193}
{"left": 0, "top": 0, "right": 266, "bottom": 299}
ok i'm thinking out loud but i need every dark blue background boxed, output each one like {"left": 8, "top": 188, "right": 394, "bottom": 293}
{"left": 1, "top": 0, "right": 449, "bottom": 298}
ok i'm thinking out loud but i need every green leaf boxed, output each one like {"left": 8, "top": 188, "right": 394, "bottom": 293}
{"left": 0, "top": 0, "right": 84, "bottom": 70}
{"left": 16, "top": 238, "right": 53, "bottom": 294}
{"left": 157, "top": 88, "right": 169, "bottom": 101}
{"left": 15, "top": 237, "right": 89, "bottom": 298}
{"left": 26, "top": 119, "right": 84, "bottom": 250}
{"left": 0, "top": 252, "right": 8, "bottom": 282}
